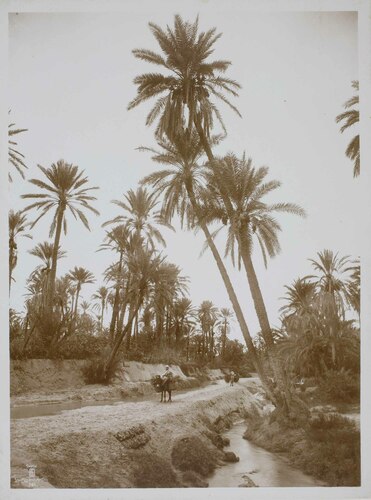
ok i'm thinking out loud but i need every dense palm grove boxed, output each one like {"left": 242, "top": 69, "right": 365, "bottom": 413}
{"left": 9, "top": 16, "right": 360, "bottom": 416}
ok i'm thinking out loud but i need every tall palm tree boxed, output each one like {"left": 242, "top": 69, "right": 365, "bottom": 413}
{"left": 21, "top": 160, "right": 99, "bottom": 308}
{"left": 103, "top": 187, "right": 172, "bottom": 249}
{"left": 173, "top": 297, "right": 196, "bottom": 348}
{"left": 151, "top": 261, "right": 188, "bottom": 346}
{"left": 336, "top": 81, "right": 360, "bottom": 177}
{"left": 198, "top": 300, "right": 218, "bottom": 359}
{"left": 202, "top": 153, "right": 307, "bottom": 414}
{"left": 66, "top": 267, "right": 95, "bottom": 322}
{"left": 307, "top": 250, "right": 354, "bottom": 367}
{"left": 203, "top": 153, "right": 305, "bottom": 351}
{"left": 128, "top": 15, "right": 241, "bottom": 159}
{"left": 216, "top": 307, "right": 233, "bottom": 359}
{"left": 104, "top": 247, "right": 165, "bottom": 374}
{"left": 308, "top": 250, "right": 353, "bottom": 317}
{"left": 8, "top": 210, "right": 32, "bottom": 290}
{"left": 28, "top": 241, "right": 66, "bottom": 305}
{"left": 8, "top": 115, "right": 28, "bottom": 182}
{"left": 92, "top": 286, "right": 109, "bottom": 332}
{"left": 140, "top": 134, "right": 271, "bottom": 393}
{"left": 99, "top": 224, "right": 133, "bottom": 342}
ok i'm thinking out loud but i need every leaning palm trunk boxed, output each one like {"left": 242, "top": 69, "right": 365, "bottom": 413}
{"left": 239, "top": 232, "right": 308, "bottom": 417}
{"left": 185, "top": 182, "right": 274, "bottom": 399}
{"left": 193, "top": 118, "right": 306, "bottom": 415}
{"left": 105, "top": 294, "right": 142, "bottom": 375}
{"left": 109, "top": 251, "right": 124, "bottom": 344}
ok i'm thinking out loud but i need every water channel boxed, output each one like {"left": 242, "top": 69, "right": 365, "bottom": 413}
{"left": 209, "top": 421, "right": 326, "bottom": 487}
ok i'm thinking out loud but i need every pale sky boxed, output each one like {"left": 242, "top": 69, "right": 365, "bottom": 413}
{"left": 8, "top": 8, "right": 360, "bottom": 340}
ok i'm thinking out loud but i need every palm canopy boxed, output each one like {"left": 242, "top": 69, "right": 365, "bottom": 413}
{"left": 201, "top": 153, "right": 306, "bottom": 267}
{"left": 29, "top": 241, "right": 66, "bottom": 269}
{"left": 128, "top": 15, "right": 241, "bottom": 140}
{"left": 8, "top": 117, "right": 28, "bottom": 182}
{"left": 198, "top": 300, "right": 218, "bottom": 330}
{"left": 140, "top": 132, "right": 211, "bottom": 228}
{"left": 67, "top": 267, "right": 95, "bottom": 289}
{"left": 103, "top": 187, "right": 173, "bottom": 249}
{"left": 336, "top": 80, "right": 359, "bottom": 177}
{"left": 280, "top": 278, "right": 317, "bottom": 317}
{"left": 307, "top": 249, "right": 354, "bottom": 317}
{"left": 9, "top": 210, "right": 32, "bottom": 242}
{"left": 21, "top": 160, "right": 99, "bottom": 235}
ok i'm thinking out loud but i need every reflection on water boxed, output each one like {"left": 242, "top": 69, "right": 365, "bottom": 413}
{"left": 209, "top": 422, "right": 326, "bottom": 487}
{"left": 11, "top": 399, "right": 125, "bottom": 419}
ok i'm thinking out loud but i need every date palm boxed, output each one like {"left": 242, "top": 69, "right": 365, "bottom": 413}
{"left": 128, "top": 15, "right": 241, "bottom": 158}
{"left": 336, "top": 81, "right": 360, "bottom": 177}
{"left": 29, "top": 241, "right": 66, "bottom": 271}
{"left": 103, "top": 187, "right": 172, "bottom": 249}
{"left": 307, "top": 250, "right": 355, "bottom": 367}
{"left": 66, "top": 267, "right": 95, "bottom": 322}
{"left": 202, "top": 153, "right": 307, "bottom": 415}
{"left": 8, "top": 117, "right": 28, "bottom": 182}
{"left": 203, "top": 153, "right": 305, "bottom": 350}
{"left": 216, "top": 307, "right": 233, "bottom": 359}
{"left": 198, "top": 300, "right": 218, "bottom": 359}
{"left": 99, "top": 224, "right": 134, "bottom": 342}
{"left": 140, "top": 134, "right": 271, "bottom": 393}
{"left": 308, "top": 249, "right": 353, "bottom": 317}
{"left": 28, "top": 242, "right": 66, "bottom": 305}
{"left": 21, "top": 160, "right": 99, "bottom": 308}
{"left": 9, "top": 210, "right": 32, "bottom": 290}
{"left": 105, "top": 247, "right": 165, "bottom": 374}
{"left": 92, "top": 286, "right": 109, "bottom": 332}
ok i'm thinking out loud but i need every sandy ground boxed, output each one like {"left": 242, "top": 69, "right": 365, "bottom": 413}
{"left": 11, "top": 378, "right": 264, "bottom": 488}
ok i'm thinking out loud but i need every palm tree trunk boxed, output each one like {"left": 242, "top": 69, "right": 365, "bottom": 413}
{"left": 105, "top": 295, "right": 142, "bottom": 375}
{"left": 239, "top": 232, "right": 308, "bottom": 417}
{"left": 48, "top": 205, "right": 65, "bottom": 309}
{"left": 100, "top": 298, "right": 105, "bottom": 332}
{"left": 109, "top": 251, "right": 124, "bottom": 344}
{"left": 74, "top": 285, "right": 81, "bottom": 321}
{"left": 192, "top": 118, "right": 298, "bottom": 414}
{"left": 185, "top": 182, "right": 273, "bottom": 397}
{"left": 191, "top": 123, "right": 303, "bottom": 413}
{"left": 9, "top": 240, "right": 17, "bottom": 292}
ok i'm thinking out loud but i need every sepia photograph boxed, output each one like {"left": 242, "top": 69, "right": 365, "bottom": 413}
{"left": 2, "top": 0, "right": 371, "bottom": 498}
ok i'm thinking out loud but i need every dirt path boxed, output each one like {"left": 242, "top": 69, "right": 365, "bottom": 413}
{"left": 11, "top": 378, "right": 264, "bottom": 488}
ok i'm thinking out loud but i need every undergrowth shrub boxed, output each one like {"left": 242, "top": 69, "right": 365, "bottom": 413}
{"left": 171, "top": 436, "right": 218, "bottom": 476}
{"left": 81, "top": 355, "right": 121, "bottom": 384}
{"left": 318, "top": 369, "right": 360, "bottom": 404}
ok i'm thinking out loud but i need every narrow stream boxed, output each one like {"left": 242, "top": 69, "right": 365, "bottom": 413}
{"left": 209, "top": 422, "right": 326, "bottom": 487}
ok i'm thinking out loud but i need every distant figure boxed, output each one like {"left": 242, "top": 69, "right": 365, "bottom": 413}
{"left": 160, "top": 365, "right": 173, "bottom": 402}
{"left": 230, "top": 370, "right": 236, "bottom": 387}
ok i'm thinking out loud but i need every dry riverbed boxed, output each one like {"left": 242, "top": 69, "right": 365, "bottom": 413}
{"left": 11, "top": 378, "right": 264, "bottom": 488}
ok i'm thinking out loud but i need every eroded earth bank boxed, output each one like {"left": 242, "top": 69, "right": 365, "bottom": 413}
{"left": 11, "top": 360, "right": 265, "bottom": 488}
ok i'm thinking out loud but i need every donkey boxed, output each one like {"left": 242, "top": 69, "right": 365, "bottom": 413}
{"left": 152, "top": 375, "right": 172, "bottom": 402}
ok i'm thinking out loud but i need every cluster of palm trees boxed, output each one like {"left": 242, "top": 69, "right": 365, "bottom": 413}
{"left": 274, "top": 250, "right": 360, "bottom": 377}
{"left": 8, "top": 15, "right": 360, "bottom": 417}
